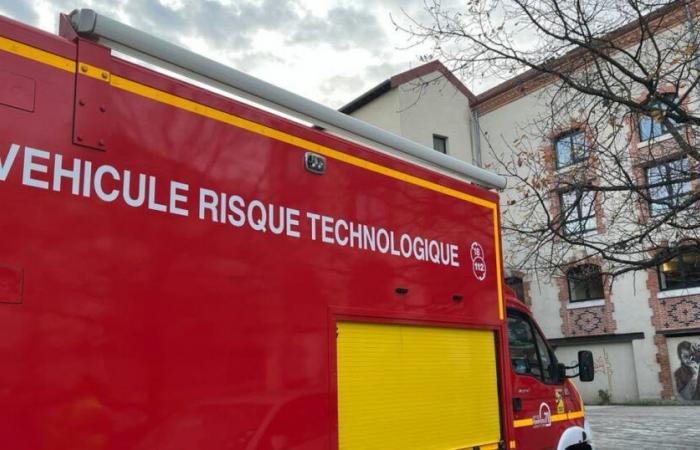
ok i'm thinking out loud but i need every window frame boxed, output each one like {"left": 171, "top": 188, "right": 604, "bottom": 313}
{"left": 638, "top": 93, "right": 678, "bottom": 142}
{"left": 559, "top": 189, "right": 597, "bottom": 236}
{"left": 645, "top": 157, "right": 691, "bottom": 217}
{"left": 432, "top": 134, "right": 448, "bottom": 154}
{"left": 554, "top": 129, "right": 588, "bottom": 169}
{"left": 657, "top": 249, "right": 700, "bottom": 292}
{"left": 567, "top": 264, "right": 605, "bottom": 302}
{"left": 505, "top": 276, "right": 525, "bottom": 303}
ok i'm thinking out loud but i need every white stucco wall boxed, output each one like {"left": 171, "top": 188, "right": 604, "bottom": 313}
{"left": 478, "top": 90, "right": 569, "bottom": 337}
{"left": 348, "top": 71, "right": 475, "bottom": 164}
{"left": 612, "top": 272, "right": 663, "bottom": 399}
{"left": 396, "top": 77, "right": 474, "bottom": 164}
{"left": 349, "top": 87, "right": 402, "bottom": 135}
{"left": 478, "top": 75, "right": 666, "bottom": 401}
{"left": 528, "top": 277, "right": 563, "bottom": 339}
{"left": 556, "top": 342, "right": 640, "bottom": 404}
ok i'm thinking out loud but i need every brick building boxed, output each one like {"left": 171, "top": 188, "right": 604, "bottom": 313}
{"left": 341, "top": 4, "right": 700, "bottom": 403}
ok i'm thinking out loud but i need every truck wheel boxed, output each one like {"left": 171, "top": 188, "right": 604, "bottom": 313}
{"left": 565, "top": 444, "right": 592, "bottom": 450}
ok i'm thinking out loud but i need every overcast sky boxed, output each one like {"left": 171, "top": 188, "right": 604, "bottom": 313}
{"left": 0, "top": 0, "right": 461, "bottom": 108}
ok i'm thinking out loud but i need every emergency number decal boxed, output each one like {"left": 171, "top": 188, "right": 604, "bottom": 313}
{"left": 470, "top": 241, "right": 487, "bottom": 281}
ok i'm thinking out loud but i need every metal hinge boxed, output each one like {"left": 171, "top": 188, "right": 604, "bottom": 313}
{"left": 72, "top": 38, "right": 112, "bottom": 151}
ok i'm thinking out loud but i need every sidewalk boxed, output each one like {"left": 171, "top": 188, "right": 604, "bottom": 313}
{"left": 586, "top": 405, "right": 700, "bottom": 449}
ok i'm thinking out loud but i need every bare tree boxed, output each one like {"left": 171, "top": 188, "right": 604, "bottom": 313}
{"left": 398, "top": 0, "right": 700, "bottom": 278}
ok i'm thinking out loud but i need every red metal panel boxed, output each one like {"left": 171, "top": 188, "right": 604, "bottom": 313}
{"left": 0, "top": 70, "right": 34, "bottom": 112}
{"left": 0, "top": 14, "right": 508, "bottom": 450}
{"left": 73, "top": 38, "right": 112, "bottom": 151}
{"left": 0, "top": 265, "right": 22, "bottom": 303}
{"left": 0, "top": 13, "right": 76, "bottom": 59}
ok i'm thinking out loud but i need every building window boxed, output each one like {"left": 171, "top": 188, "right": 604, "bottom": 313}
{"left": 433, "top": 134, "right": 447, "bottom": 154}
{"left": 559, "top": 189, "right": 596, "bottom": 235}
{"left": 646, "top": 157, "right": 691, "bottom": 217}
{"left": 658, "top": 249, "right": 700, "bottom": 291}
{"left": 505, "top": 276, "right": 525, "bottom": 302}
{"left": 567, "top": 264, "right": 604, "bottom": 302}
{"left": 555, "top": 129, "right": 587, "bottom": 169}
{"left": 639, "top": 94, "right": 677, "bottom": 141}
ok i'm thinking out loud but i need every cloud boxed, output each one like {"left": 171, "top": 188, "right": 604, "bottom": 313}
{"left": 126, "top": 0, "right": 299, "bottom": 50}
{"left": 8, "top": 0, "right": 432, "bottom": 107}
{"left": 319, "top": 61, "right": 405, "bottom": 104}
{"left": 49, "top": 0, "right": 389, "bottom": 67}
{"left": 0, "top": 0, "right": 39, "bottom": 25}
{"left": 320, "top": 74, "right": 366, "bottom": 96}
{"left": 232, "top": 51, "right": 285, "bottom": 71}
{"left": 21, "top": 0, "right": 302, "bottom": 72}
{"left": 288, "top": 6, "right": 386, "bottom": 52}
{"left": 365, "top": 61, "right": 406, "bottom": 81}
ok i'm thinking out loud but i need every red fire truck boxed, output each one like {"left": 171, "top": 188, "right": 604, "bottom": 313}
{"left": 0, "top": 9, "right": 594, "bottom": 450}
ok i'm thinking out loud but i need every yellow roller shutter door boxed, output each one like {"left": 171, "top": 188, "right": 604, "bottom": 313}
{"left": 336, "top": 321, "right": 501, "bottom": 450}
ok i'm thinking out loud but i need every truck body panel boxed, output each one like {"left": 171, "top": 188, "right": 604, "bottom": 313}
{"left": 336, "top": 322, "right": 500, "bottom": 449}
{"left": 0, "top": 14, "right": 522, "bottom": 450}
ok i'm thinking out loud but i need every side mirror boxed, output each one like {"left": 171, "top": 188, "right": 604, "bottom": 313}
{"left": 578, "top": 350, "right": 594, "bottom": 382}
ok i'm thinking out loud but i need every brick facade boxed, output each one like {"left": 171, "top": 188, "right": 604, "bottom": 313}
{"left": 647, "top": 269, "right": 700, "bottom": 398}
{"left": 654, "top": 333, "right": 675, "bottom": 399}
{"left": 555, "top": 272, "right": 617, "bottom": 337}
{"left": 474, "top": 2, "right": 700, "bottom": 115}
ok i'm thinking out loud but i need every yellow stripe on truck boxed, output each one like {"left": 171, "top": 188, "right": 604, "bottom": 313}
{"left": 336, "top": 321, "right": 501, "bottom": 450}
{"left": 513, "top": 418, "right": 534, "bottom": 428}
{"left": 0, "top": 36, "right": 76, "bottom": 73}
{"left": 513, "top": 410, "right": 585, "bottom": 428}
{"left": 567, "top": 410, "right": 585, "bottom": 420}
{"left": 476, "top": 443, "right": 501, "bottom": 450}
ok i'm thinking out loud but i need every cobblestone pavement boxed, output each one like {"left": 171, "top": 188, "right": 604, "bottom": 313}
{"left": 586, "top": 405, "right": 700, "bottom": 449}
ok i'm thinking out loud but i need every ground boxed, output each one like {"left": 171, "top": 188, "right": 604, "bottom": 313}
{"left": 586, "top": 405, "right": 700, "bottom": 449}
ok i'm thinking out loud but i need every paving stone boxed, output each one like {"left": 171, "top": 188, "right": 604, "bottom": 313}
{"left": 586, "top": 405, "right": 700, "bottom": 449}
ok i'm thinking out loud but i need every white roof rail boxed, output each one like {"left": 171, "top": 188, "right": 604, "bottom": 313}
{"left": 68, "top": 9, "right": 506, "bottom": 190}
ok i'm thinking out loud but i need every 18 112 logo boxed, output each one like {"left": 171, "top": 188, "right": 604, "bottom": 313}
{"left": 470, "top": 242, "right": 486, "bottom": 281}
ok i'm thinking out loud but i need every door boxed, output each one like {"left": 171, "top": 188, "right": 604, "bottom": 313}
{"left": 507, "top": 310, "right": 565, "bottom": 450}
{"left": 555, "top": 342, "right": 639, "bottom": 403}
{"left": 336, "top": 321, "right": 502, "bottom": 450}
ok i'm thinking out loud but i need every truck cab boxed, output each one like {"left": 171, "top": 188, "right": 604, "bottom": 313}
{"left": 505, "top": 292, "right": 594, "bottom": 450}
